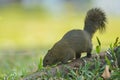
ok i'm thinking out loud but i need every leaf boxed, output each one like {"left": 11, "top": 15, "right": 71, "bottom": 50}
{"left": 105, "top": 56, "right": 111, "bottom": 66}
{"left": 96, "top": 37, "right": 101, "bottom": 46}
{"left": 38, "top": 57, "right": 43, "bottom": 70}
{"left": 101, "top": 65, "right": 111, "bottom": 79}
{"left": 96, "top": 45, "right": 101, "bottom": 53}
{"left": 113, "top": 37, "right": 119, "bottom": 47}
{"left": 96, "top": 37, "right": 101, "bottom": 54}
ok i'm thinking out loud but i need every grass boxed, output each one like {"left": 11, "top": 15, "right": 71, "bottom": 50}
{"left": 0, "top": 5, "right": 120, "bottom": 79}
{"left": 0, "top": 49, "right": 46, "bottom": 80}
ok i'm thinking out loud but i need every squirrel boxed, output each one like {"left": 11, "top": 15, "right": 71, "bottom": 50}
{"left": 43, "top": 8, "right": 107, "bottom": 67}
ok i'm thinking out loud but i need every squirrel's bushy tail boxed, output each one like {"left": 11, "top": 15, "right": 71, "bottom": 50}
{"left": 84, "top": 8, "right": 107, "bottom": 37}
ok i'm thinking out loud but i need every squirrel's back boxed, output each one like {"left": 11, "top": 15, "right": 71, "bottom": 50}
{"left": 62, "top": 30, "right": 91, "bottom": 52}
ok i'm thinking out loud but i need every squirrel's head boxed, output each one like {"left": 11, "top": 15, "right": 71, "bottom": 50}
{"left": 43, "top": 49, "right": 57, "bottom": 67}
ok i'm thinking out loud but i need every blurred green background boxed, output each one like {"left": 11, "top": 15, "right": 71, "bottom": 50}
{"left": 0, "top": 0, "right": 120, "bottom": 79}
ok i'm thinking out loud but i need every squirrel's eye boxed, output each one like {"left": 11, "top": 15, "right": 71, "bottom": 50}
{"left": 46, "top": 60, "right": 48, "bottom": 62}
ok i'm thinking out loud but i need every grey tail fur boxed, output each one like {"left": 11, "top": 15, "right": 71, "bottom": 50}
{"left": 84, "top": 8, "right": 107, "bottom": 37}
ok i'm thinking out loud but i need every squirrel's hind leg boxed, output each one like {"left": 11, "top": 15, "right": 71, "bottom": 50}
{"left": 75, "top": 52, "right": 81, "bottom": 59}
{"left": 86, "top": 48, "right": 92, "bottom": 58}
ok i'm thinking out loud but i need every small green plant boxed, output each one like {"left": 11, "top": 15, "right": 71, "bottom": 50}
{"left": 113, "top": 37, "right": 120, "bottom": 47}
{"left": 96, "top": 37, "right": 101, "bottom": 54}
{"left": 106, "top": 37, "right": 120, "bottom": 68}
{"left": 21, "top": 68, "right": 28, "bottom": 77}
{"left": 65, "top": 59, "right": 105, "bottom": 80}
{"left": 110, "top": 68, "right": 120, "bottom": 80}
{"left": 3, "top": 71, "right": 19, "bottom": 80}
{"left": 38, "top": 57, "right": 43, "bottom": 71}
{"left": 104, "top": 37, "right": 120, "bottom": 79}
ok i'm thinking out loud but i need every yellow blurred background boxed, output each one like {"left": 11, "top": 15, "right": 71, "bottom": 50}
{"left": 0, "top": 0, "right": 119, "bottom": 50}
